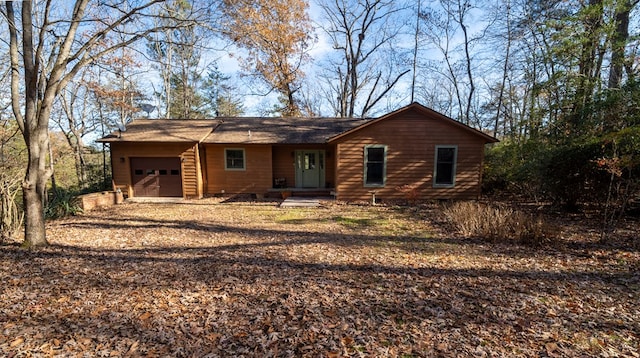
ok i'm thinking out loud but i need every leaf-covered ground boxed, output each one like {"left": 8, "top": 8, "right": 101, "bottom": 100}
{"left": 1, "top": 198, "right": 638, "bottom": 357}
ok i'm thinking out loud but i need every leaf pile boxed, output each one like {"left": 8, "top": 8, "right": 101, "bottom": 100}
{"left": 1, "top": 199, "right": 638, "bottom": 356}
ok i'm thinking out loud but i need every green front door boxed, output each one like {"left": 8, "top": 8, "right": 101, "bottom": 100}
{"left": 296, "top": 150, "right": 325, "bottom": 188}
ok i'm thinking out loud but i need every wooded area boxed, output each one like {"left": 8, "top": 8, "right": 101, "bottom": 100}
{"left": 0, "top": 0, "right": 638, "bottom": 247}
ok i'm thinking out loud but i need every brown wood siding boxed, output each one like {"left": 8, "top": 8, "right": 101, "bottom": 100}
{"left": 272, "top": 144, "right": 336, "bottom": 188}
{"left": 181, "top": 145, "right": 201, "bottom": 198}
{"left": 204, "top": 144, "right": 273, "bottom": 195}
{"left": 334, "top": 109, "right": 486, "bottom": 201}
{"left": 325, "top": 145, "right": 337, "bottom": 188}
{"left": 272, "top": 146, "right": 296, "bottom": 188}
{"left": 109, "top": 142, "right": 200, "bottom": 198}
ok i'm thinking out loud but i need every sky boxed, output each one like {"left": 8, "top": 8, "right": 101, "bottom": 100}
{"left": 136, "top": 0, "right": 424, "bottom": 118}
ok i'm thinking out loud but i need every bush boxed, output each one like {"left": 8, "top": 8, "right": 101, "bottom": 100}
{"left": 45, "top": 189, "right": 83, "bottom": 219}
{"left": 483, "top": 140, "right": 548, "bottom": 201}
{"left": 539, "top": 141, "right": 610, "bottom": 210}
{"left": 442, "top": 201, "right": 555, "bottom": 246}
{"left": 596, "top": 126, "right": 640, "bottom": 239}
{"left": 484, "top": 140, "right": 612, "bottom": 210}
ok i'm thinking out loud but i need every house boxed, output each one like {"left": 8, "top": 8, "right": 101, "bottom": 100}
{"left": 98, "top": 102, "right": 498, "bottom": 202}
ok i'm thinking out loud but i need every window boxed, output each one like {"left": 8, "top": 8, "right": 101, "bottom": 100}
{"left": 159, "top": 169, "right": 168, "bottom": 175}
{"left": 434, "top": 145, "right": 457, "bottom": 187}
{"left": 304, "top": 152, "right": 316, "bottom": 170}
{"left": 364, "top": 145, "right": 387, "bottom": 187}
{"left": 170, "top": 169, "right": 180, "bottom": 175}
{"left": 225, "top": 148, "right": 245, "bottom": 170}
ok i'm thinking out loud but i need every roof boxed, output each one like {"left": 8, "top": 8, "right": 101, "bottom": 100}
{"left": 97, "top": 119, "right": 219, "bottom": 143}
{"left": 97, "top": 102, "right": 498, "bottom": 145}
{"left": 203, "top": 117, "right": 370, "bottom": 144}
{"left": 329, "top": 102, "right": 499, "bottom": 143}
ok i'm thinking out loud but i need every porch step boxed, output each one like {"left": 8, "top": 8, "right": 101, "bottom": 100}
{"left": 280, "top": 197, "right": 323, "bottom": 208}
{"left": 267, "top": 188, "right": 334, "bottom": 198}
{"left": 126, "top": 197, "right": 185, "bottom": 203}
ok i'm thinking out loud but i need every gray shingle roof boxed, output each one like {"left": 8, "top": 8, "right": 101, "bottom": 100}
{"left": 97, "top": 117, "right": 371, "bottom": 144}
{"left": 97, "top": 119, "right": 219, "bottom": 143}
{"left": 203, "top": 117, "right": 371, "bottom": 144}
{"left": 97, "top": 103, "right": 498, "bottom": 145}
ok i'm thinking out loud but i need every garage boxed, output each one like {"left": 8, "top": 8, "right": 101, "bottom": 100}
{"left": 130, "top": 157, "right": 183, "bottom": 197}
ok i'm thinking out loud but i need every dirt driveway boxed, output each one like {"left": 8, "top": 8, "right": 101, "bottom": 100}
{"left": 1, "top": 199, "right": 638, "bottom": 356}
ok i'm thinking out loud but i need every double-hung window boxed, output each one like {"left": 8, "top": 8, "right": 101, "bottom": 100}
{"left": 225, "top": 148, "right": 245, "bottom": 170}
{"left": 364, "top": 145, "right": 387, "bottom": 187}
{"left": 434, "top": 145, "right": 457, "bottom": 187}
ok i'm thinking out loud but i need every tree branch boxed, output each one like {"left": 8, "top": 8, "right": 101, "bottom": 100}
{"left": 5, "top": 2, "right": 25, "bottom": 133}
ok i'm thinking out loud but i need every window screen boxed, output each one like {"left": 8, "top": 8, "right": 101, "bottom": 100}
{"left": 225, "top": 149, "right": 245, "bottom": 170}
{"left": 434, "top": 146, "right": 457, "bottom": 186}
{"left": 364, "top": 146, "right": 386, "bottom": 186}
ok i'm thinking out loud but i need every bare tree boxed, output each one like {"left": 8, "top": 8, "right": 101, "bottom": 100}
{"left": 319, "top": 0, "right": 411, "bottom": 118}
{"left": 410, "top": 0, "right": 422, "bottom": 103}
{"left": 420, "top": 0, "right": 483, "bottom": 125}
{"left": 52, "top": 67, "right": 101, "bottom": 190}
{"left": 482, "top": 0, "right": 514, "bottom": 137}
{"left": 147, "top": 0, "right": 216, "bottom": 119}
{"left": 89, "top": 46, "right": 147, "bottom": 131}
{"left": 0, "top": 117, "right": 25, "bottom": 243}
{"left": 3, "top": 0, "right": 209, "bottom": 248}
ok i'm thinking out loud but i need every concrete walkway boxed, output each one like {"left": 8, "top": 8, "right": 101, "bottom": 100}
{"left": 280, "top": 196, "right": 323, "bottom": 208}
{"left": 126, "top": 197, "right": 185, "bottom": 203}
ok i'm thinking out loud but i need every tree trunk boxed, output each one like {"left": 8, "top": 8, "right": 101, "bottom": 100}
{"left": 285, "top": 83, "right": 298, "bottom": 117}
{"left": 7, "top": 0, "right": 52, "bottom": 248}
{"left": 570, "top": 0, "right": 603, "bottom": 136}
{"left": 70, "top": 127, "right": 88, "bottom": 189}
{"left": 459, "top": 4, "right": 474, "bottom": 126}
{"left": 22, "top": 130, "right": 50, "bottom": 248}
{"left": 607, "top": 0, "right": 633, "bottom": 89}
{"left": 494, "top": 0, "right": 512, "bottom": 138}
{"left": 6, "top": 0, "right": 203, "bottom": 247}
{"left": 48, "top": 139, "right": 58, "bottom": 198}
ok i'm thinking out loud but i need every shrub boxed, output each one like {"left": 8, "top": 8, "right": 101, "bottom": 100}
{"left": 45, "top": 189, "right": 83, "bottom": 219}
{"left": 539, "top": 141, "right": 610, "bottom": 211}
{"left": 442, "top": 201, "right": 554, "bottom": 246}
{"left": 596, "top": 126, "right": 640, "bottom": 239}
{"left": 483, "top": 140, "right": 548, "bottom": 201}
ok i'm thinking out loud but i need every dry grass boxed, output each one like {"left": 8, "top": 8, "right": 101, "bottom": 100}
{"left": 0, "top": 198, "right": 638, "bottom": 357}
{"left": 442, "top": 201, "right": 556, "bottom": 246}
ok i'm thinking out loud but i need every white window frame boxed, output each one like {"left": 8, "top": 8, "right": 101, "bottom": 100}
{"left": 363, "top": 145, "right": 387, "bottom": 187}
{"left": 433, "top": 145, "right": 457, "bottom": 188}
{"left": 224, "top": 148, "right": 246, "bottom": 171}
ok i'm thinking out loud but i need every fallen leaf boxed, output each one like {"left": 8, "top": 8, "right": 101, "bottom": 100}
{"left": 9, "top": 337, "right": 24, "bottom": 348}
{"left": 341, "top": 336, "right": 354, "bottom": 346}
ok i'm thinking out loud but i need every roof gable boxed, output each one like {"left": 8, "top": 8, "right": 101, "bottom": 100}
{"left": 328, "top": 102, "right": 499, "bottom": 143}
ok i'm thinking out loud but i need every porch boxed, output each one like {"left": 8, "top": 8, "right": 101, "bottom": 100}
{"left": 266, "top": 187, "right": 335, "bottom": 199}
{"left": 271, "top": 144, "right": 337, "bottom": 192}
{"left": 202, "top": 143, "right": 337, "bottom": 198}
